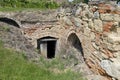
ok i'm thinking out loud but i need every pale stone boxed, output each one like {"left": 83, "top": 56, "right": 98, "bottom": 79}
{"left": 83, "top": 27, "right": 91, "bottom": 37}
{"left": 100, "top": 14, "right": 114, "bottom": 21}
{"left": 75, "top": 7, "right": 82, "bottom": 16}
{"left": 107, "top": 44, "right": 115, "bottom": 51}
{"left": 107, "top": 32, "right": 120, "bottom": 43}
{"left": 110, "top": 58, "right": 120, "bottom": 68}
{"left": 86, "top": 75, "right": 107, "bottom": 80}
{"left": 113, "top": 22, "right": 119, "bottom": 28}
{"left": 117, "top": 27, "right": 120, "bottom": 34}
{"left": 93, "top": 51, "right": 102, "bottom": 61}
{"left": 72, "top": 17, "right": 82, "bottom": 27}
{"left": 112, "top": 45, "right": 120, "bottom": 51}
{"left": 92, "top": 42, "right": 99, "bottom": 50}
{"left": 114, "top": 52, "right": 120, "bottom": 58}
{"left": 88, "top": 19, "right": 94, "bottom": 29}
{"left": 100, "top": 60, "right": 120, "bottom": 79}
{"left": 114, "top": 14, "right": 120, "bottom": 22}
{"left": 57, "top": 7, "right": 65, "bottom": 16}
{"left": 90, "top": 32, "right": 95, "bottom": 40}
{"left": 65, "top": 7, "right": 71, "bottom": 13}
{"left": 63, "top": 16, "right": 73, "bottom": 26}
{"left": 94, "top": 19, "right": 103, "bottom": 32}
{"left": 94, "top": 11, "right": 99, "bottom": 19}
{"left": 101, "top": 52, "right": 109, "bottom": 59}
{"left": 81, "top": 10, "right": 89, "bottom": 21}
{"left": 83, "top": 21, "right": 88, "bottom": 28}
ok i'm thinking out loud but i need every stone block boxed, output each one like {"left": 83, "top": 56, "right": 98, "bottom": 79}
{"left": 94, "top": 19, "right": 103, "bottom": 32}
{"left": 100, "top": 59, "right": 120, "bottom": 79}
{"left": 88, "top": 19, "right": 94, "bottom": 29}
{"left": 63, "top": 16, "right": 73, "bottom": 26}
{"left": 100, "top": 14, "right": 114, "bottom": 21}
{"left": 72, "top": 17, "right": 82, "bottom": 27}
{"left": 107, "top": 32, "right": 120, "bottom": 43}
{"left": 90, "top": 32, "right": 95, "bottom": 40}
{"left": 117, "top": 27, "right": 120, "bottom": 34}
{"left": 114, "top": 14, "right": 120, "bottom": 22}
{"left": 112, "top": 44, "right": 120, "bottom": 51}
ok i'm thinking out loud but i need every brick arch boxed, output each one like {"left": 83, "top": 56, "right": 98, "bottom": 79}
{"left": 64, "top": 28, "right": 83, "bottom": 44}
{"left": 64, "top": 29, "right": 76, "bottom": 42}
{"left": 67, "top": 32, "right": 84, "bottom": 57}
{"left": 0, "top": 17, "right": 21, "bottom": 28}
{"left": 32, "top": 31, "right": 61, "bottom": 40}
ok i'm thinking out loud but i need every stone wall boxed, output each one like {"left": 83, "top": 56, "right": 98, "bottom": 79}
{"left": 0, "top": 3, "right": 120, "bottom": 80}
{"left": 56, "top": 3, "right": 120, "bottom": 80}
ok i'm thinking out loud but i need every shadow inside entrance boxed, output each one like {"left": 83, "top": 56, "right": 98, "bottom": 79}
{"left": 37, "top": 36, "right": 57, "bottom": 59}
{"left": 68, "top": 33, "right": 84, "bottom": 57}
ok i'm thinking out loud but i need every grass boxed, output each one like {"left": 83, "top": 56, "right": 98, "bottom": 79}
{"left": 0, "top": 7, "right": 25, "bottom": 12}
{"left": 0, "top": 40, "right": 84, "bottom": 80}
{"left": 0, "top": 7, "right": 48, "bottom": 12}
{"left": 0, "top": 0, "right": 59, "bottom": 12}
{"left": 0, "top": 7, "right": 58, "bottom": 12}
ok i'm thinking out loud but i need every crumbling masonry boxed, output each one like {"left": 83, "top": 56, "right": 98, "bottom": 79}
{"left": 0, "top": 2, "right": 120, "bottom": 80}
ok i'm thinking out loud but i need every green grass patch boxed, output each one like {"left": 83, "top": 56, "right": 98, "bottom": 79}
{"left": 39, "top": 57, "right": 65, "bottom": 70}
{"left": 0, "top": 0, "right": 60, "bottom": 11}
{"left": 0, "top": 7, "right": 25, "bottom": 12}
{"left": 0, "top": 7, "right": 45, "bottom": 12}
{"left": 0, "top": 40, "right": 84, "bottom": 80}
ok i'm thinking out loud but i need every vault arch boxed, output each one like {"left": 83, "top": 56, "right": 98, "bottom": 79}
{"left": 0, "top": 17, "right": 21, "bottom": 28}
{"left": 67, "top": 33, "right": 84, "bottom": 57}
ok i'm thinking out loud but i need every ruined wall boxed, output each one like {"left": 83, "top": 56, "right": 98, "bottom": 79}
{"left": 57, "top": 3, "right": 120, "bottom": 80}
{"left": 0, "top": 3, "right": 120, "bottom": 80}
{"left": 23, "top": 3, "right": 120, "bottom": 79}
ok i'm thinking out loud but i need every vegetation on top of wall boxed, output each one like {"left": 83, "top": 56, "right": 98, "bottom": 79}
{"left": 0, "top": 0, "right": 90, "bottom": 11}
{"left": 0, "top": 0, "right": 59, "bottom": 10}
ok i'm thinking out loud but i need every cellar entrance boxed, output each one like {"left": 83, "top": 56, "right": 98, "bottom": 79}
{"left": 47, "top": 41, "right": 56, "bottom": 58}
{"left": 37, "top": 36, "right": 57, "bottom": 59}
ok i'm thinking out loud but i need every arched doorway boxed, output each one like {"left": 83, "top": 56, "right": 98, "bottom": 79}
{"left": 67, "top": 33, "right": 84, "bottom": 57}
{"left": 37, "top": 36, "right": 57, "bottom": 59}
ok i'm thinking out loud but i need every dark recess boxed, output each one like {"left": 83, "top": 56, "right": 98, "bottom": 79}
{"left": 68, "top": 33, "right": 84, "bottom": 57}
{"left": 37, "top": 36, "right": 57, "bottom": 59}
{"left": 0, "top": 17, "right": 20, "bottom": 28}
{"left": 47, "top": 41, "right": 56, "bottom": 58}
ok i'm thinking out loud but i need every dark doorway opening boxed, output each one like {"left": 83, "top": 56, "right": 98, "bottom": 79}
{"left": 0, "top": 17, "right": 20, "bottom": 28}
{"left": 37, "top": 36, "right": 57, "bottom": 59}
{"left": 47, "top": 41, "right": 56, "bottom": 58}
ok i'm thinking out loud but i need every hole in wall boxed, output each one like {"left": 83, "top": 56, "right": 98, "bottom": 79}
{"left": 47, "top": 41, "right": 56, "bottom": 58}
{"left": 68, "top": 33, "right": 84, "bottom": 57}
{"left": 37, "top": 36, "right": 57, "bottom": 59}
